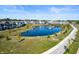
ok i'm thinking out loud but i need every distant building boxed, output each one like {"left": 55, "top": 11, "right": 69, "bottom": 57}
{"left": 0, "top": 18, "right": 70, "bottom": 31}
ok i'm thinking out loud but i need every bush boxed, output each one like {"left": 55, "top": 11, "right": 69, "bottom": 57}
{"left": 19, "top": 38, "right": 25, "bottom": 42}
{"left": 22, "top": 24, "right": 26, "bottom": 26}
{"left": 6, "top": 36, "right": 11, "bottom": 40}
{"left": 0, "top": 35, "right": 4, "bottom": 38}
{"left": 63, "top": 30, "right": 67, "bottom": 34}
{"left": 47, "top": 35, "right": 51, "bottom": 38}
{"left": 55, "top": 33, "right": 57, "bottom": 36}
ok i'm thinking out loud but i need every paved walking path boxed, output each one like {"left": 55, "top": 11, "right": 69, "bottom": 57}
{"left": 77, "top": 48, "right": 79, "bottom": 54}
{"left": 42, "top": 24, "right": 78, "bottom": 54}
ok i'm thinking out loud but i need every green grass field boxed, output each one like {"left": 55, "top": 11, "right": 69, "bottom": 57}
{"left": 0, "top": 24, "right": 72, "bottom": 54}
{"left": 64, "top": 24, "right": 79, "bottom": 54}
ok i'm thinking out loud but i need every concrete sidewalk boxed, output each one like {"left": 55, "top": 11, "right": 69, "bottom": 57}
{"left": 77, "top": 48, "right": 79, "bottom": 54}
{"left": 42, "top": 24, "right": 78, "bottom": 54}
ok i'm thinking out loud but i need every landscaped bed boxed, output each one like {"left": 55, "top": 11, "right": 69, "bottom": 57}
{"left": 0, "top": 24, "right": 72, "bottom": 54}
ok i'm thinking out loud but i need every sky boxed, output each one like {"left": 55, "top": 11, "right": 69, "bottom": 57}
{"left": 0, "top": 5, "right": 79, "bottom": 20}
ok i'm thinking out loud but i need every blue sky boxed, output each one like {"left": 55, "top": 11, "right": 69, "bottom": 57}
{"left": 0, "top": 5, "right": 79, "bottom": 20}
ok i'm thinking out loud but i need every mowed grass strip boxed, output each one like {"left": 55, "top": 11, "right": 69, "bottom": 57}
{"left": 0, "top": 38, "right": 58, "bottom": 54}
{"left": 64, "top": 30, "right": 79, "bottom": 54}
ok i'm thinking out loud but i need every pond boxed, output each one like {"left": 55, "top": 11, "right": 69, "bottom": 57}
{"left": 21, "top": 26, "right": 62, "bottom": 36}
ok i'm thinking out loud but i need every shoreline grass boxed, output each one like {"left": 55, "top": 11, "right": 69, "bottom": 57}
{"left": 0, "top": 24, "right": 72, "bottom": 54}
{"left": 64, "top": 25, "right": 79, "bottom": 54}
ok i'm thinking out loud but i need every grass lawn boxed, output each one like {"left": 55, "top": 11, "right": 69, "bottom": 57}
{"left": 0, "top": 24, "right": 72, "bottom": 54}
{"left": 64, "top": 24, "right": 79, "bottom": 54}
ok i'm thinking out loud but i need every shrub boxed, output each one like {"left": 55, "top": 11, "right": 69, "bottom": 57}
{"left": 19, "top": 38, "right": 25, "bottom": 42}
{"left": 0, "top": 35, "right": 4, "bottom": 38}
{"left": 55, "top": 33, "right": 57, "bottom": 36}
{"left": 6, "top": 36, "right": 11, "bottom": 40}
{"left": 47, "top": 35, "right": 51, "bottom": 38}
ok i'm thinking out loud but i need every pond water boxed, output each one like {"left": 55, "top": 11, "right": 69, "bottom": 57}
{"left": 21, "top": 26, "right": 62, "bottom": 36}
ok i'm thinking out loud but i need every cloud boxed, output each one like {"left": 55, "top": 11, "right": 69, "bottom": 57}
{"left": 49, "top": 13, "right": 79, "bottom": 20}
{"left": 0, "top": 5, "right": 25, "bottom": 13}
{"left": 3, "top": 8, "right": 25, "bottom": 13}
{"left": 0, "top": 11, "right": 79, "bottom": 20}
{"left": 50, "top": 7, "right": 63, "bottom": 13}
{"left": 0, "top": 5, "right": 30, "bottom": 14}
{"left": 0, "top": 5, "right": 79, "bottom": 20}
{"left": 50, "top": 6, "right": 79, "bottom": 14}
